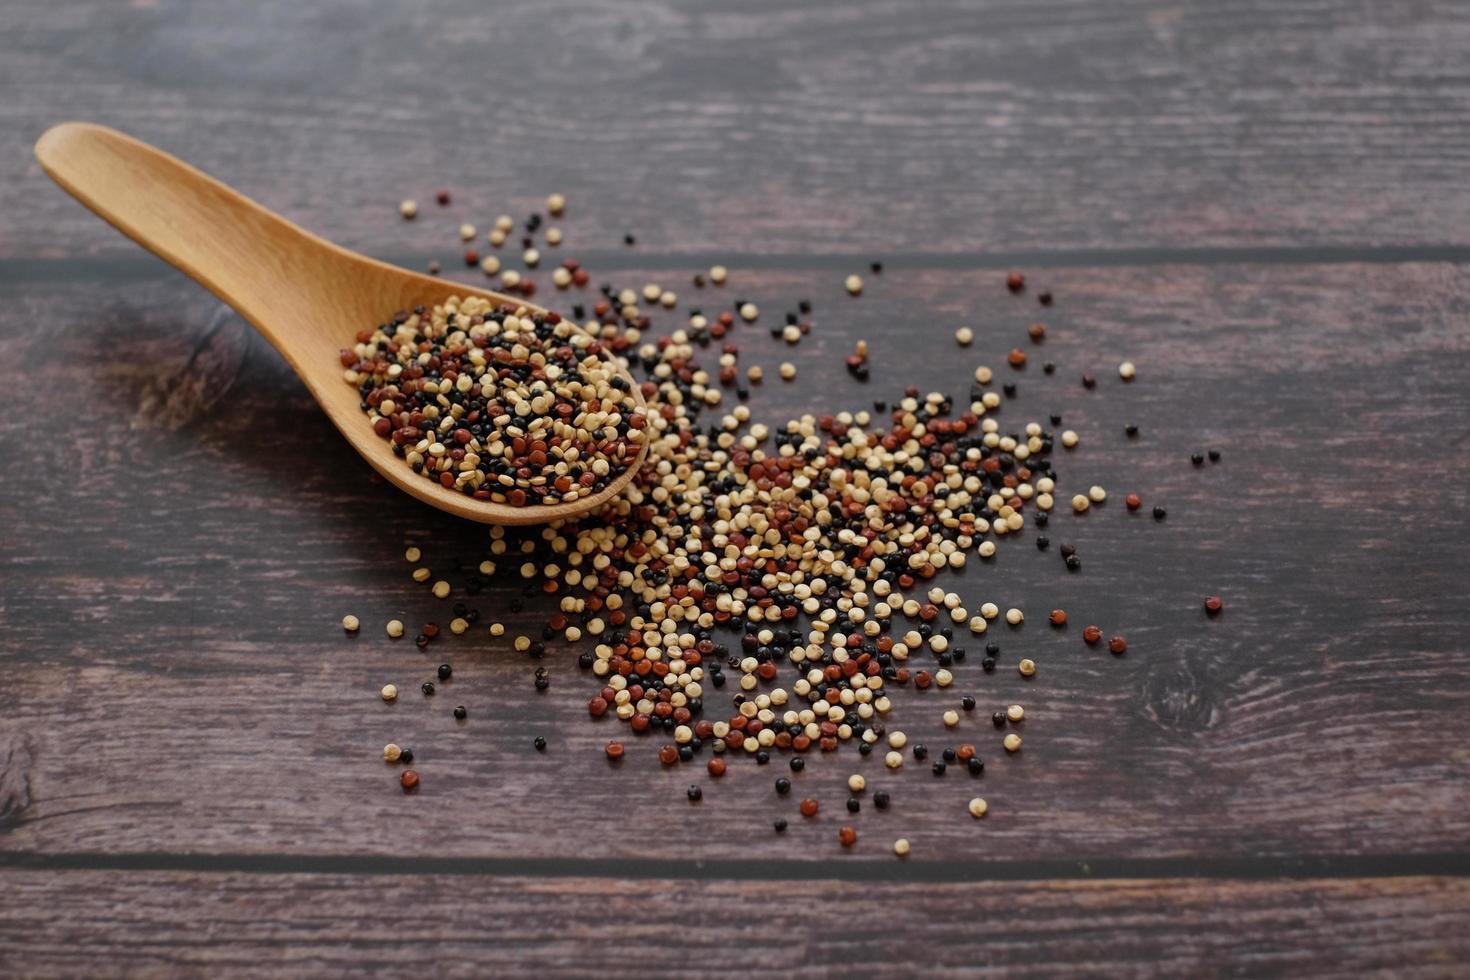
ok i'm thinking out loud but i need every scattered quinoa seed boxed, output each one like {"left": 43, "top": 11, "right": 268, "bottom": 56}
{"left": 845, "top": 275, "right": 864, "bottom": 295}
{"left": 399, "top": 199, "right": 418, "bottom": 219}
{"left": 968, "top": 797, "right": 989, "bottom": 818}
{"left": 380, "top": 684, "right": 397, "bottom": 702}
{"left": 342, "top": 615, "right": 360, "bottom": 632}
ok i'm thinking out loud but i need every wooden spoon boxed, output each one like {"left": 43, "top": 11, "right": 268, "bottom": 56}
{"left": 34, "top": 121, "right": 647, "bottom": 525}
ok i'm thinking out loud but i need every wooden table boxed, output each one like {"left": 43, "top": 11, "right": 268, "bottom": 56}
{"left": 3, "top": 1, "right": 1468, "bottom": 975}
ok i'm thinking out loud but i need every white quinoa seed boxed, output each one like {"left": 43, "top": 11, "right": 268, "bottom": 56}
{"left": 845, "top": 274, "right": 864, "bottom": 295}
{"left": 546, "top": 227, "right": 563, "bottom": 246}
{"left": 1004, "top": 733, "right": 1022, "bottom": 752}
{"left": 893, "top": 838, "right": 911, "bottom": 856}
{"left": 943, "top": 709, "right": 960, "bottom": 727}
{"left": 709, "top": 265, "right": 728, "bottom": 285}
{"left": 1061, "top": 429, "right": 1079, "bottom": 449}
{"left": 969, "top": 797, "right": 989, "bottom": 818}
{"left": 480, "top": 255, "right": 501, "bottom": 276}
{"left": 1005, "top": 607, "right": 1024, "bottom": 626}
{"left": 459, "top": 223, "right": 476, "bottom": 241}
{"left": 1007, "top": 704, "right": 1025, "bottom": 723}
{"left": 547, "top": 193, "right": 566, "bottom": 215}
{"left": 523, "top": 248, "right": 540, "bottom": 267}
{"left": 386, "top": 619, "right": 404, "bottom": 638}
{"left": 381, "top": 684, "right": 398, "bottom": 702}
{"left": 779, "top": 362, "right": 796, "bottom": 381}
{"left": 342, "top": 615, "right": 360, "bottom": 632}
{"left": 383, "top": 743, "right": 402, "bottom": 763}
{"left": 1119, "top": 360, "right": 1136, "bottom": 380}
{"left": 848, "top": 774, "right": 866, "bottom": 793}
{"left": 739, "top": 302, "right": 759, "bottom": 322}
{"left": 885, "top": 751, "right": 904, "bottom": 769}
{"left": 432, "top": 580, "right": 451, "bottom": 599}
{"left": 450, "top": 617, "right": 469, "bottom": 635}
{"left": 1072, "top": 494, "right": 1090, "bottom": 513}
{"left": 399, "top": 199, "right": 418, "bottom": 219}
{"left": 1018, "top": 658, "right": 1036, "bottom": 677}
{"left": 955, "top": 327, "right": 974, "bottom": 346}
{"left": 404, "top": 547, "right": 422, "bottom": 562}
{"left": 1089, "top": 484, "right": 1107, "bottom": 503}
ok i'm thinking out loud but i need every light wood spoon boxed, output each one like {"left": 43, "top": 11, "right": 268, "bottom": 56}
{"left": 34, "top": 121, "right": 648, "bottom": 525}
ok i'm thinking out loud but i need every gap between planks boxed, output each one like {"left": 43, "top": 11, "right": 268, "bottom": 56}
{"left": 4, "top": 243, "right": 1470, "bottom": 287}
{"left": 2, "top": 850, "right": 1469, "bottom": 882}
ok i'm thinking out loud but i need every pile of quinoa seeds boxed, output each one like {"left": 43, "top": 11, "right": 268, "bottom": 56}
{"left": 342, "top": 297, "right": 645, "bottom": 506}
{"left": 351, "top": 192, "right": 1225, "bottom": 855}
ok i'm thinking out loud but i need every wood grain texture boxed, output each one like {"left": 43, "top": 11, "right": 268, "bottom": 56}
{"left": 4, "top": 0, "right": 1470, "bottom": 973}
{"left": 1, "top": 870, "right": 1467, "bottom": 978}
{"left": 2, "top": 261, "right": 1467, "bottom": 865}
{"left": 4, "top": 0, "right": 1470, "bottom": 259}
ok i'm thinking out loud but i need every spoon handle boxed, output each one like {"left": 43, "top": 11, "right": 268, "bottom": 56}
{"left": 34, "top": 122, "right": 349, "bottom": 349}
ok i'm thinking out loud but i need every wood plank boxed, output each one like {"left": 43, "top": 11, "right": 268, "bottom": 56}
{"left": 0, "top": 870, "right": 1466, "bottom": 977}
{"left": 2, "top": 259, "right": 1467, "bottom": 862}
{"left": 5, "top": 0, "right": 1470, "bottom": 258}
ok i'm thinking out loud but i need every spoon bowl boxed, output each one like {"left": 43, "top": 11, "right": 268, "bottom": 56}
{"left": 34, "top": 122, "right": 647, "bottom": 525}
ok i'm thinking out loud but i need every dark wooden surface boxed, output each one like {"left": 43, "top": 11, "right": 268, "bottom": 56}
{"left": 3, "top": 1, "right": 1469, "bottom": 976}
